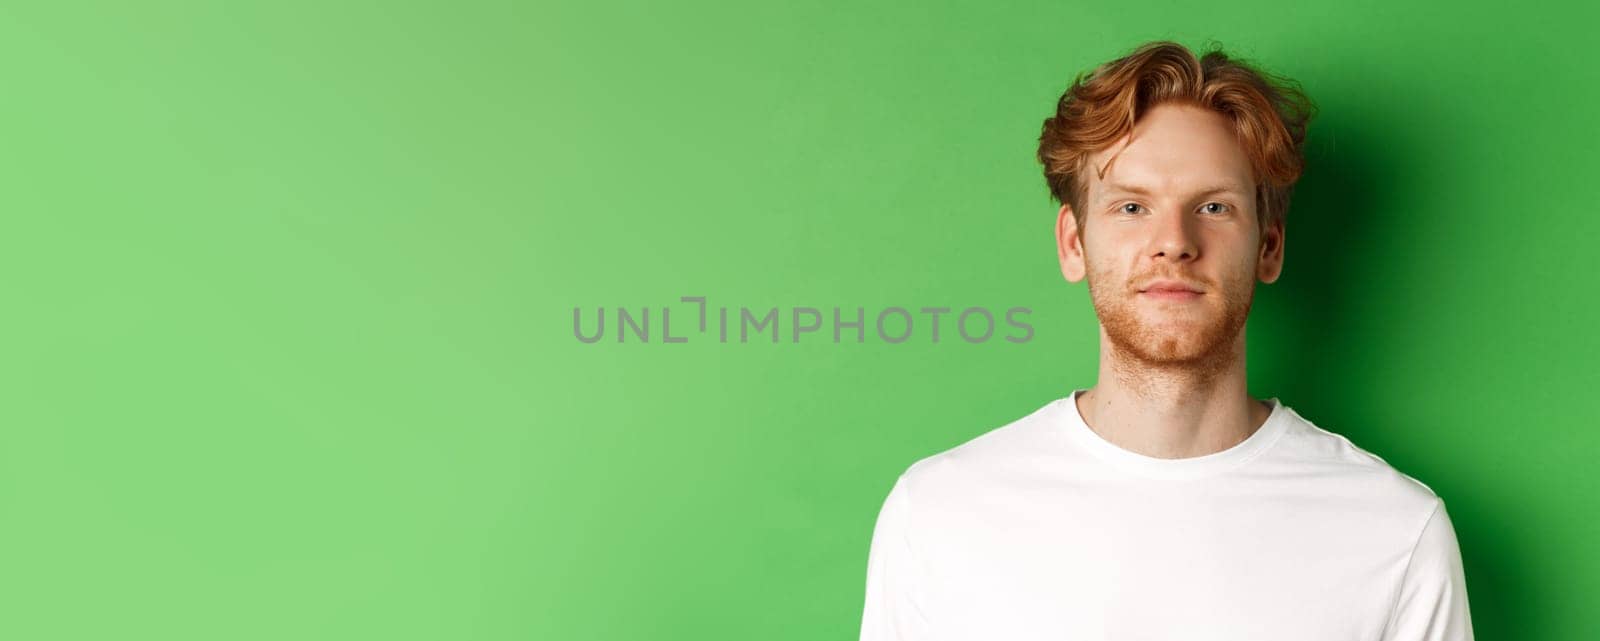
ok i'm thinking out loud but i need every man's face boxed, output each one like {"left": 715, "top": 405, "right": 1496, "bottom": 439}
{"left": 1056, "top": 102, "right": 1285, "bottom": 372}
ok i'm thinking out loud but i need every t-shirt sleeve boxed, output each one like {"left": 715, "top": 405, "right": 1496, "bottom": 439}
{"left": 1379, "top": 499, "right": 1476, "bottom": 641}
{"left": 859, "top": 474, "right": 936, "bottom": 641}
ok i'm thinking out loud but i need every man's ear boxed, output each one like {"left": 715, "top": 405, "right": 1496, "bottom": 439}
{"left": 1257, "top": 217, "right": 1285, "bottom": 284}
{"left": 1055, "top": 204, "right": 1087, "bottom": 283}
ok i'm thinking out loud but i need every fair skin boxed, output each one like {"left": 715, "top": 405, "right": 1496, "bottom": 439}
{"left": 1055, "top": 102, "right": 1286, "bottom": 459}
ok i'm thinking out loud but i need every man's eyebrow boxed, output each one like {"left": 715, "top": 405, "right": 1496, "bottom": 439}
{"left": 1102, "top": 183, "right": 1249, "bottom": 197}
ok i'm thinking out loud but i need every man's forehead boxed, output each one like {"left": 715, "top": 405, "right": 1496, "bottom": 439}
{"left": 1084, "top": 126, "right": 1254, "bottom": 197}
{"left": 1091, "top": 160, "right": 1253, "bottom": 194}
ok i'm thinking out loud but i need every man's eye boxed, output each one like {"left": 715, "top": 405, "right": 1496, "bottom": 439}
{"left": 1201, "top": 202, "right": 1230, "bottom": 214}
{"left": 1120, "top": 203, "right": 1144, "bottom": 214}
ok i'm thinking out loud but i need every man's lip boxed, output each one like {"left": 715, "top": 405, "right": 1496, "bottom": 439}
{"left": 1139, "top": 280, "right": 1205, "bottom": 293}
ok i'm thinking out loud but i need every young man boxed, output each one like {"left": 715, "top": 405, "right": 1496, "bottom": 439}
{"left": 858, "top": 41, "right": 1474, "bottom": 640}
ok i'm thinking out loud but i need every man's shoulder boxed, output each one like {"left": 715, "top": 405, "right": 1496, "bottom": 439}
{"left": 1270, "top": 404, "right": 1445, "bottom": 509}
{"left": 893, "top": 396, "right": 1071, "bottom": 489}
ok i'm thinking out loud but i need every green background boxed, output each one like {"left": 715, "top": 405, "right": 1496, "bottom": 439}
{"left": 2, "top": 0, "right": 1595, "bottom": 639}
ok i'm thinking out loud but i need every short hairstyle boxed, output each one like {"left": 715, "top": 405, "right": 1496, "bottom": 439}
{"left": 1036, "top": 40, "right": 1317, "bottom": 235}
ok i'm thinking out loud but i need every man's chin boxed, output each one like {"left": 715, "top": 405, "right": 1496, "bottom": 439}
{"left": 1104, "top": 319, "right": 1236, "bottom": 363}
{"left": 1116, "top": 339, "right": 1233, "bottom": 369}
{"left": 1130, "top": 313, "right": 1216, "bottom": 334}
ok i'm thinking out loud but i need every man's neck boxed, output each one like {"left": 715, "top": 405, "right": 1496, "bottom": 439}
{"left": 1077, "top": 337, "right": 1272, "bottom": 460}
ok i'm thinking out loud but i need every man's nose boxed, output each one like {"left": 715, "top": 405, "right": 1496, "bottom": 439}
{"left": 1150, "top": 209, "right": 1199, "bottom": 261}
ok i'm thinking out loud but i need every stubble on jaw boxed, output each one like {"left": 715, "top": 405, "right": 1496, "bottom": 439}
{"left": 1084, "top": 258, "right": 1256, "bottom": 399}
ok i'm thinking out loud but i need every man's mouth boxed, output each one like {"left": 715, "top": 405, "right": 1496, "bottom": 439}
{"left": 1138, "top": 279, "right": 1205, "bottom": 301}
{"left": 1140, "top": 289, "right": 1203, "bottom": 301}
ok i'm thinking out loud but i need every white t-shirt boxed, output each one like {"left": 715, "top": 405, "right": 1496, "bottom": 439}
{"left": 859, "top": 389, "right": 1474, "bottom": 641}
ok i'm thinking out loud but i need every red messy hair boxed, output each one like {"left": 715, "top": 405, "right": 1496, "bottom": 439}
{"left": 1037, "top": 40, "right": 1317, "bottom": 234}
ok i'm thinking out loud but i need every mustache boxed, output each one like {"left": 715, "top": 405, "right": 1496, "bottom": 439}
{"left": 1133, "top": 274, "right": 1210, "bottom": 288}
